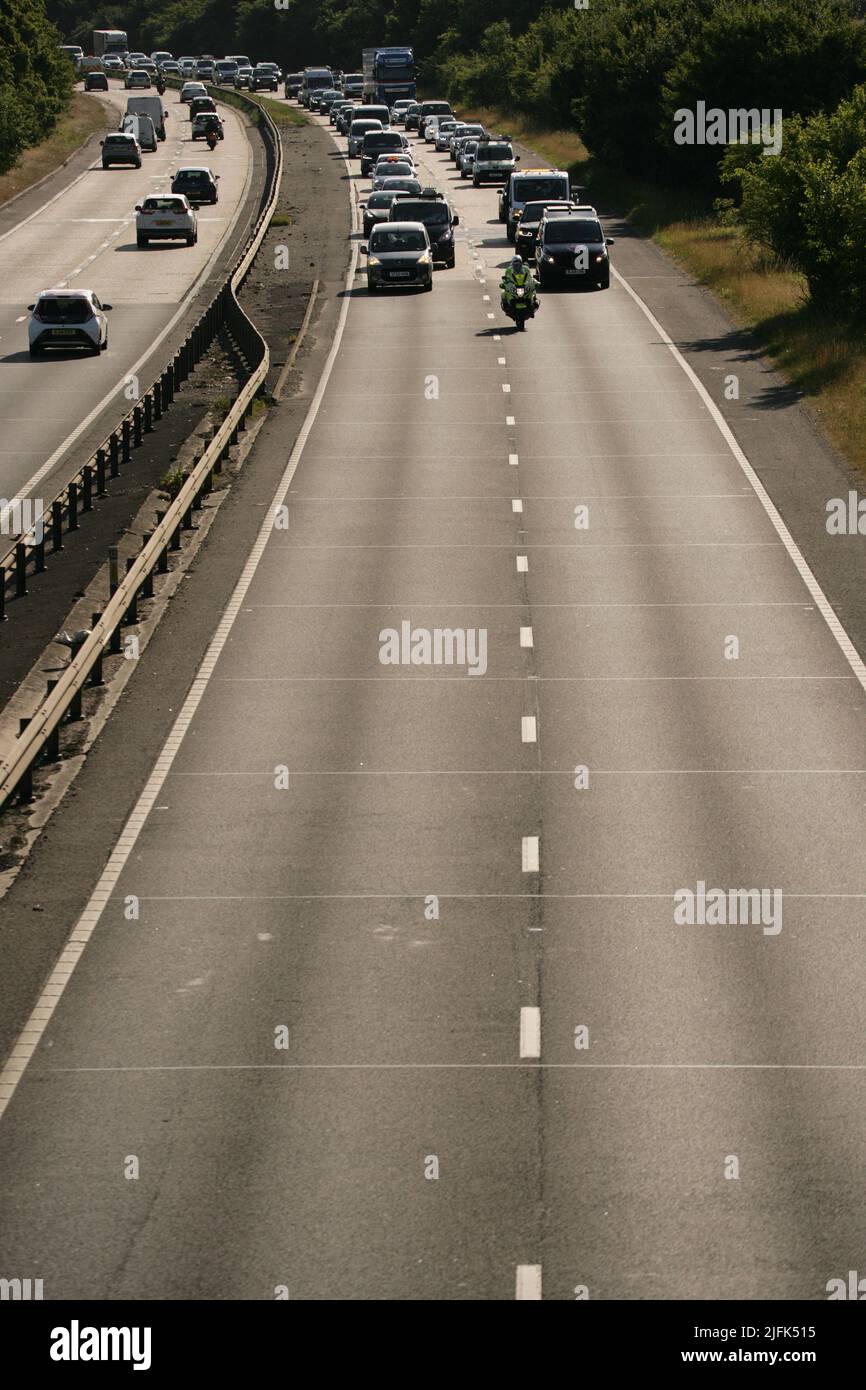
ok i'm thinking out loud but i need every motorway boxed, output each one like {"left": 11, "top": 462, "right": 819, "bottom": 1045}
{"left": 0, "top": 82, "right": 252, "bottom": 506}
{"left": 0, "top": 105, "right": 865, "bottom": 1300}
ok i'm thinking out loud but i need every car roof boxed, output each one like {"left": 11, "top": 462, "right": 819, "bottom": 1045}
{"left": 174, "top": 166, "right": 213, "bottom": 174}
{"left": 40, "top": 287, "right": 92, "bottom": 298}
{"left": 374, "top": 220, "right": 427, "bottom": 232}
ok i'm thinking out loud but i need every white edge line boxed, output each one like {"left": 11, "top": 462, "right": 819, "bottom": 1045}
{"left": 612, "top": 265, "right": 866, "bottom": 695}
{"left": 0, "top": 158, "right": 360, "bottom": 1124}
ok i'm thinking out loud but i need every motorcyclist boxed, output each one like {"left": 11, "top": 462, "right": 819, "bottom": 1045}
{"left": 156, "top": 74, "right": 166, "bottom": 95}
{"left": 500, "top": 255, "right": 537, "bottom": 311}
{"left": 206, "top": 126, "right": 218, "bottom": 151}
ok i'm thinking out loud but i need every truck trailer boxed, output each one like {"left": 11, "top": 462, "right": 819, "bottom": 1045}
{"left": 93, "top": 30, "right": 129, "bottom": 57}
{"left": 362, "top": 47, "right": 415, "bottom": 106}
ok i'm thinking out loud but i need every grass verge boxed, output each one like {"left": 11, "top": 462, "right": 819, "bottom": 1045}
{"left": 0, "top": 94, "right": 109, "bottom": 208}
{"left": 459, "top": 103, "right": 866, "bottom": 474}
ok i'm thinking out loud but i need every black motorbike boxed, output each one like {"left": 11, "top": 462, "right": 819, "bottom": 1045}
{"left": 500, "top": 281, "right": 539, "bottom": 331}
{"left": 205, "top": 128, "right": 218, "bottom": 152}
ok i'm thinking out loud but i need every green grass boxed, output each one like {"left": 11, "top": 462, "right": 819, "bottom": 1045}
{"left": 256, "top": 96, "right": 307, "bottom": 128}
{"left": 0, "top": 94, "right": 109, "bottom": 208}
{"left": 459, "top": 102, "right": 866, "bottom": 478}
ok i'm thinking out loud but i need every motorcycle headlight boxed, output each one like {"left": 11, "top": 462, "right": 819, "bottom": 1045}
{"left": 367, "top": 256, "right": 381, "bottom": 267}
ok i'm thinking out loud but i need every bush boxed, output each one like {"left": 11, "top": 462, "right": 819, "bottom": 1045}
{"left": 0, "top": 0, "right": 74, "bottom": 173}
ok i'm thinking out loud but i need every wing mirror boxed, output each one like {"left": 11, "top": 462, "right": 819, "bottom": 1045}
{"left": 26, "top": 304, "right": 35, "bottom": 311}
{"left": 452, "top": 214, "right": 460, "bottom": 225}
{"left": 514, "top": 154, "right": 521, "bottom": 162}
{"left": 361, "top": 244, "right": 368, "bottom": 255}
{"left": 606, "top": 237, "right": 615, "bottom": 245}
{"left": 103, "top": 303, "right": 113, "bottom": 311}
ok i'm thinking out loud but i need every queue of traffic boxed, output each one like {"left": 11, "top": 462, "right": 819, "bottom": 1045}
{"left": 290, "top": 74, "right": 616, "bottom": 323}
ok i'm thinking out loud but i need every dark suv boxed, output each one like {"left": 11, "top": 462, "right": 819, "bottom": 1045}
{"left": 515, "top": 200, "right": 579, "bottom": 261}
{"left": 390, "top": 190, "right": 459, "bottom": 268}
{"left": 417, "top": 100, "right": 453, "bottom": 136}
{"left": 535, "top": 212, "right": 613, "bottom": 288}
{"left": 360, "top": 130, "right": 405, "bottom": 176}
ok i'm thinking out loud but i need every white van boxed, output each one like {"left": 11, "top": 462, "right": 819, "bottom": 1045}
{"left": 125, "top": 95, "right": 169, "bottom": 140}
{"left": 121, "top": 113, "right": 157, "bottom": 151}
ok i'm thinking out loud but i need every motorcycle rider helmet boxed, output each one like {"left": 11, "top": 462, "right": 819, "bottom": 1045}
{"left": 511, "top": 256, "right": 524, "bottom": 270}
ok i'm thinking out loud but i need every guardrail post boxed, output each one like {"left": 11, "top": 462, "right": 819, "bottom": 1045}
{"left": 144, "top": 395, "right": 153, "bottom": 433}
{"left": 0, "top": 570, "right": 5, "bottom": 621}
{"left": 82, "top": 466, "right": 93, "bottom": 513}
{"left": 124, "top": 558, "right": 138, "bottom": 624}
{"left": 34, "top": 533, "right": 45, "bottom": 573}
{"left": 68, "top": 482, "right": 79, "bottom": 532}
{"left": 173, "top": 353, "right": 182, "bottom": 392}
{"left": 69, "top": 685, "right": 82, "bottom": 723}
{"left": 182, "top": 504, "right": 193, "bottom": 530}
{"left": 45, "top": 681, "right": 60, "bottom": 760}
{"left": 89, "top": 612, "right": 104, "bottom": 685}
{"left": 170, "top": 522, "right": 181, "bottom": 551}
{"left": 133, "top": 406, "right": 143, "bottom": 448}
{"left": 17, "top": 720, "right": 34, "bottom": 803}
{"left": 52, "top": 500, "right": 63, "bottom": 552}
{"left": 96, "top": 448, "right": 107, "bottom": 496}
{"left": 122, "top": 419, "right": 131, "bottom": 462}
{"left": 110, "top": 433, "right": 120, "bottom": 477}
{"left": 153, "top": 381, "right": 162, "bottom": 423}
{"left": 15, "top": 543, "right": 27, "bottom": 597}
{"left": 141, "top": 535, "right": 154, "bottom": 598}
{"left": 165, "top": 367, "right": 174, "bottom": 406}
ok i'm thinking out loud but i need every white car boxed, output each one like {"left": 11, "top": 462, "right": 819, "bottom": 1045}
{"left": 180, "top": 81, "right": 207, "bottom": 104}
{"left": 27, "top": 289, "right": 112, "bottom": 357}
{"left": 391, "top": 100, "right": 413, "bottom": 125}
{"left": 424, "top": 117, "right": 445, "bottom": 142}
{"left": 371, "top": 162, "right": 416, "bottom": 189}
{"left": 178, "top": 58, "right": 197, "bottom": 77}
{"left": 102, "top": 54, "right": 124, "bottom": 73}
{"left": 372, "top": 153, "right": 416, "bottom": 176}
{"left": 124, "top": 68, "right": 152, "bottom": 89}
{"left": 435, "top": 121, "right": 459, "bottom": 151}
{"left": 135, "top": 194, "right": 198, "bottom": 247}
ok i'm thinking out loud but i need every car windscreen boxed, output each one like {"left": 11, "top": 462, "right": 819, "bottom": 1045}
{"left": 365, "top": 134, "right": 402, "bottom": 149}
{"left": 105, "top": 135, "right": 133, "bottom": 144}
{"left": 379, "top": 179, "right": 422, "bottom": 193}
{"left": 371, "top": 229, "right": 427, "bottom": 252}
{"left": 514, "top": 177, "right": 569, "bottom": 203}
{"left": 521, "top": 202, "right": 568, "bottom": 222}
{"left": 422, "top": 103, "right": 451, "bottom": 115}
{"left": 36, "top": 298, "right": 92, "bottom": 322}
{"left": 479, "top": 143, "right": 512, "bottom": 159}
{"left": 351, "top": 122, "right": 381, "bottom": 134}
{"left": 367, "top": 193, "right": 397, "bottom": 208}
{"left": 393, "top": 203, "right": 449, "bottom": 225}
{"left": 544, "top": 219, "right": 603, "bottom": 244}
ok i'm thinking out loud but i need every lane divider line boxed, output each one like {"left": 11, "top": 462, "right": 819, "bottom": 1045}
{"left": 515, "top": 1264, "right": 542, "bottom": 1299}
{"left": 519, "top": 1006, "right": 541, "bottom": 1054}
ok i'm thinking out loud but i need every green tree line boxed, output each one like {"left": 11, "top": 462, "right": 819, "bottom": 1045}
{"left": 42, "top": 0, "right": 866, "bottom": 311}
{"left": 0, "top": 0, "right": 74, "bottom": 174}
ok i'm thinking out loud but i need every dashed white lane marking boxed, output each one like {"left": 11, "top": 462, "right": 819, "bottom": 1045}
{"left": 519, "top": 1005, "right": 541, "bottom": 1054}
{"left": 520, "top": 626, "right": 533, "bottom": 648}
{"left": 15, "top": 315, "right": 25, "bottom": 323}
{"left": 502, "top": 383, "right": 511, "bottom": 393}
{"left": 612, "top": 265, "right": 866, "bottom": 697}
{"left": 483, "top": 294, "right": 490, "bottom": 301}
{"left": 487, "top": 312, "right": 494, "bottom": 319}
{"left": 498, "top": 356, "right": 506, "bottom": 365}
{"left": 493, "top": 334, "right": 501, "bottom": 342}
{"left": 509, "top": 453, "right": 519, "bottom": 466}
{"left": 506, "top": 415, "right": 515, "bottom": 425}
{"left": 516, "top": 554, "right": 528, "bottom": 573}
{"left": 512, "top": 499, "right": 523, "bottom": 514}
{"left": 521, "top": 837, "right": 539, "bottom": 873}
{"left": 521, "top": 715, "right": 536, "bottom": 742}
{"left": 516, "top": 1265, "right": 542, "bottom": 1299}
{"left": 0, "top": 156, "right": 359, "bottom": 1123}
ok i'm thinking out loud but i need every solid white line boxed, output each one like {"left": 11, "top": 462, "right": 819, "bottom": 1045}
{"left": 519, "top": 1007, "right": 541, "bottom": 1056}
{"left": 0, "top": 155, "right": 360, "bottom": 1124}
{"left": 521, "top": 836, "right": 539, "bottom": 872}
{"left": 515, "top": 1265, "right": 542, "bottom": 1300}
{"left": 516, "top": 555, "right": 528, "bottom": 572}
{"left": 520, "top": 627, "right": 533, "bottom": 648}
{"left": 521, "top": 716, "right": 536, "bottom": 742}
{"left": 612, "top": 264, "right": 866, "bottom": 696}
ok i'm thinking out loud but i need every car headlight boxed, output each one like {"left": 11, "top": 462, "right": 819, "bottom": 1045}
{"left": 593, "top": 253, "right": 605, "bottom": 263}
{"left": 546, "top": 255, "right": 555, "bottom": 264}
{"left": 440, "top": 230, "right": 453, "bottom": 240}
{"left": 417, "top": 251, "right": 432, "bottom": 265}
{"left": 367, "top": 256, "right": 381, "bottom": 267}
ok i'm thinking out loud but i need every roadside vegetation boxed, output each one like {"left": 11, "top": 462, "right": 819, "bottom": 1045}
{"left": 0, "top": 90, "right": 107, "bottom": 205}
{"left": 0, "top": 0, "right": 75, "bottom": 174}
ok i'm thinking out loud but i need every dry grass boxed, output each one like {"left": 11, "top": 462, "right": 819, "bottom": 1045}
{"left": 0, "top": 94, "right": 109, "bottom": 208}
{"left": 458, "top": 101, "right": 866, "bottom": 477}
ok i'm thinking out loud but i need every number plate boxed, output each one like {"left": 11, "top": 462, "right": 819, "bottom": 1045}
{"left": 389, "top": 271, "right": 411, "bottom": 278}
{"left": 566, "top": 268, "right": 585, "bottom": 275}
{"left": 155, "top": 219, "right": 172, "bottom": 225}
{"left": 52, "top": 328, "right": 77, "bottom": 335}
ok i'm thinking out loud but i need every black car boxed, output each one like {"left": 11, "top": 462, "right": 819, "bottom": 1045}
{"left": 84, "top": 71, "right": 109, "bottom": 91}
{"left": 403, "top": 103, "right": 421, "bottom": 132}
{"left": 284, "top": 72, "right": 304, "bottom": 98}
{"left": 249, "top": 65, "right": 279, "bottom": 92}
{"left": 514, "top": 200, "right": 579, "bottom": 261}
{"left": 171, "top": 166, "right": 219, "bottom": 204}
{"left": 189, "top": 96, "right": 217, "bottom": 120}
{"left": 361, "top": 190, "right": 399, "bottom": 238}
{"left": 535, "top": 213, "right": 614, "bottom": 288}
{"left": 417, "top": 100, "right": 453, "bottom": 136}
{"left": 360, "top": 130, "right": 405, "bottom": 176}
{"left": 390, "top": 190, "right": 459, "bottom": 268}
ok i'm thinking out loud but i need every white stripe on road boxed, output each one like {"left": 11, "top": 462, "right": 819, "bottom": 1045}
{"left": 521, "top": 837, "right": 539, "bottom": 872}
{"left": 506, "top": 415, "right": 515, "bottom": 425}
{"left": 521, "top": 716, "right": 536, "bottom": 742}
{"left": 520, "top": 627, "right": 533, "bottom": 648}
{"left": 512, "top": 499, "right": 523, "bottom": 513}
{"left": 519, "top": 1006, "right": 541, "bottom": 1055}
{"left": 509, "top": 453, "right": 519, "bottom": 466}
{"left": 515, "top": 1265, "right": 542, "bottom": 1299}
{"left": 516, "top": 555, "right": 528, "bottom": 573}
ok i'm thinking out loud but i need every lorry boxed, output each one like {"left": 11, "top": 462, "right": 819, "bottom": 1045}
{"left": 301, "top": 67, "right": 334, "bottom": 106}
{"left": 362, "top": 47, "right": 416, "bottom": 106}
{"left": 125, "top": 95, "right": 169, "bottom": 141}
{"left": 93, "top": 30, "right": 129, "bottom": 58}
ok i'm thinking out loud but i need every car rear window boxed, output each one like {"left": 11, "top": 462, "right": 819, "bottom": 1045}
{"left": 143, "top": 197, "right": 186, "bottom": 211}
{"left": 37, "top": 297, "right": 92, "bottom": 322}
{"left": 371, "top": 228, "right": 427, "bottom": 252}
